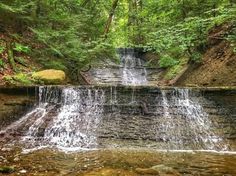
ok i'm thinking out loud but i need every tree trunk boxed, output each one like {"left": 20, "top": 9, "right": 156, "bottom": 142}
{"left": 104, "top": 0, "right": 119, "bottom": 37}
{"left": 7, "top": 42, "right": 17, "bottom": 72}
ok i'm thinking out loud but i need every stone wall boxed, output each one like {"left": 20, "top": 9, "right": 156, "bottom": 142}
{"left": 0, "top": 87, "right": 36, "bottom": 128}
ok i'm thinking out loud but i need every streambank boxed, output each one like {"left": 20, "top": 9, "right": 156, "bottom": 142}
{"left": 176, "top": 23, "right": 236, "bottom": 87}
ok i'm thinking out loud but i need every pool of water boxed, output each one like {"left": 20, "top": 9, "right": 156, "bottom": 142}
{"left": 1, "top": 145, "right": 236, "bottom": 176}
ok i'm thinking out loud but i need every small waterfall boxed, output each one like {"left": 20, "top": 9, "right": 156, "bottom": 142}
{"left": 120, "top": 49, "right": 147, "bottom": 85}
{"left": 158, "top": 89, "right": 227, "bottom": 150}
{"left": 20, "top": 87, "right": 105, "bottom": 151}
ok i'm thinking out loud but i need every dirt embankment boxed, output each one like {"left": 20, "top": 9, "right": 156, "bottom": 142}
{"left": 176, "top": 23, "right": 236, "bottom": 87}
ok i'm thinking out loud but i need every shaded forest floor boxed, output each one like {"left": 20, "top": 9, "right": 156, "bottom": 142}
{"left": 0, "top": 27, "right": 42, "bottom": 86}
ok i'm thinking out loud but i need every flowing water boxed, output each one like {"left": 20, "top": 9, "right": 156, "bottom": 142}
{"left": 0, "top": 86, "right": 236, "bottom": 175}
{"left": 120, "top": 49, "right": 147, "bottom": 85}
{"left": 89, "top": 48, "right": 149, "bottom": 85}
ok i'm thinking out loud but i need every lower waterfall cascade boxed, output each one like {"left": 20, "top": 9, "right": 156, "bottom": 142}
{"left": 0, "top": 86, "right": 233, "bottom": 152}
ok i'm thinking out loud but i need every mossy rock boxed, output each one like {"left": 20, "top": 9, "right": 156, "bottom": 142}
{"left": 33, "top": 69, "right": 66, "bottom": 84}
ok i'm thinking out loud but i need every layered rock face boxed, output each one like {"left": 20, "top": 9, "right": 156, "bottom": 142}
{"left": 0, "top": 86, "right": 235, "bottom": 151}
{"left": 0, "top": 87, "right": 36, "bottom": 128}
{"left": 85, "top": 48, "right": 164, "bottom": 86}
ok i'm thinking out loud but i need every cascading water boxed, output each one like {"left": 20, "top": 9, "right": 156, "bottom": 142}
{"left": 5, "top": 87, "right": 105, "bottom": 151}
{"left": 157, "top": 89, "right": 227, "bottom": 150}
{"left": 0, "top": 86, "right": 230, "bottom": 152}
{"left": 120, "top": 49, "right": 147, "bottom": 85}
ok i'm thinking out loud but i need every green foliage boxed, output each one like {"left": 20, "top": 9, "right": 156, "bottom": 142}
{"left": 14, "top": 57, "right": 26, "bottom": 65}
{"left": 191, "top": 52, "right": 203, "bottom": 62}
{"left": 0, "top": 46, "right": 5, "bottom": 54}
{"left": 112, "top": 0, "right": 236, "bottom": 64}
{"left": 13, "top": 73, "right": 32, "bottom": 85}
{"left": 13, "top": 43, "right": 30, "bottom": 53}
{"left": 227, "top": 25, "right": 236, "bottom": 52}
{"left": 0, "top": 0, "right": 235, "bottom": 82}
{"left": 43, "top": 60, "right": 67, "bottom": 71}
{"left": 159, "top": 55, "right": 179, "bottom": 68}
{"left": 165, "top": 64, "right": 182, "bottom": 80}
{"left": 0, "top": 58, "right": 4, "bottom": 68}
{"left": 3, "top": 75, "right": 15, "bottom": 84}
{"left": 3, "top": 73, "right": 33, "bottom": 85}
{"left": 164, "top": 57, "right": 189, "bottom": 80}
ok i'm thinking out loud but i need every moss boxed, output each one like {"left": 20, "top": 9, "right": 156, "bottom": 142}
{"left": 3, "top": 75, "right": 15, "bottom": 84}
{"left": 0, "top": 166, "right": 15, "bottom": 174}
{"left": 32, "top": 69, "right": 66, "bottom": 84}
{"left": 164, "top": 57, "right": 188, "bottom": 80}
{"left": 3, "top": 73, "right": 33, "bottom": 85}
{"left": 13, "top": 73, "right": 32, "bottom": 85}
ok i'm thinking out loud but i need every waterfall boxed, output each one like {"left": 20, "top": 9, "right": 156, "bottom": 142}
{"left": 21, "top": 87, "right": 105, "bottom": 151}
{"left": 0, "top": 86, "right": 230, "bottom": 152}
{"left": 158, "top": 89, "right": 227, "bottom": 150}
{"left": 120, "top": 49, "right": 147, "bottom": 85}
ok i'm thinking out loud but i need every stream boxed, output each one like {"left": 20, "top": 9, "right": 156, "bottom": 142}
{"left": 0, "top": 86, "right": 236, "bottom": 175}
{"left": 0, "top": 50, "right": 236, "bottom": 175}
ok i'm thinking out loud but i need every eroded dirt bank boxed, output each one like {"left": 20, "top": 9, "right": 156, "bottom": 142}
{"left": 176, "top": 23, "right": 236, "bottom": 87}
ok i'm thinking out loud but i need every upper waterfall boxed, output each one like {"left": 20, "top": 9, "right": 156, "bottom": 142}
{"left": 87, "top": 48, "right": 153, "bottom": 85}
{"left": 119, "top": 48, "right": 147, "bottom": 85}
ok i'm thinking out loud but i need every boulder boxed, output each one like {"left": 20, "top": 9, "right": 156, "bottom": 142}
{"left": 33, "top": 69, "right": 66, "bottom": 84}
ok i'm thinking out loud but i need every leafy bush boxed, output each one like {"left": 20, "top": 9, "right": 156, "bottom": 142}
{"left": 13, "top": 43, "right": 30, "bottom": 53}
{"left": 191, "top": 52, "right": 202, "bottom": 62}
{"left": 159, "top": 55, "right": 179, "bottom": 68}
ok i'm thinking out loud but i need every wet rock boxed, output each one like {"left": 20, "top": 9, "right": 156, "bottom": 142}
{"left": 135, "top": 165, "right": 180, "bottom": 176}
{"left": 151, "top": 165, "right": 180, "bottom": 176}
{"left": 83, "top": 168, "right": 138, "bottom": 176}
{"left": 135, "top": 167, "right": 160, "bottom": 175}
{"left": 19, "top": 169, "right": 27, "bottom": 174}
{"left": 0, "top": 156, "right": 7, "bottom": 162}
{"left": 0, "top": 166, "right": 15, "bottom": 174}
{"left": 13, "top": 157, "right": 20, "bottom": 162}
{"left": 33, "top": 69, "right": 66, "bottom": 84}
{"left": 1, "top": 147, "right": 12, "bottom": 152}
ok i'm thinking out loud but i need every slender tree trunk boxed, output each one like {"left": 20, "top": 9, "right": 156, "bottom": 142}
{"left": 104, "top": 0, "right": 119, "bottom": 37}
{"left": 7, "top": 42, "right": 17, "bottom": 72}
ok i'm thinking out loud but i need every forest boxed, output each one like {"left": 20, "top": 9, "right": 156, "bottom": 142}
{"left": 1, "top": 1, "right": 236, "bottom": 176}
{"left": 0, "top": 0, "right": 235, "bottom": 85}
